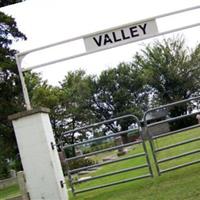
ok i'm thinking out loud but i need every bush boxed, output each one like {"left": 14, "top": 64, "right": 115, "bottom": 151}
{"left": 169, "top": 115, "right": 197, "bottom": 131}
{"left": 68, "top": 157, "right": 96, "bottom": 170}
{"left": 82, "top": 140, "right": 116, "bottom": 154}
{"left": 64, "top": 147, "right": 75, "bottom": 158}
{"left": 0, "top": 158, "right": 9, "bottom": 179}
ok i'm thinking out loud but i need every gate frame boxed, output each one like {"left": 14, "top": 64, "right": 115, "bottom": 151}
{"left": 61, "top": 114, "right": 153, "bottom": 195}
{"left": 143, "top": 96, "right": 200, "bottom": 176}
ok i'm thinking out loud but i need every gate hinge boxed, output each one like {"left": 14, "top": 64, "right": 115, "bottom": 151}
{"left": 60, "top": 180, "right": 66, "bottom": 188}
{"left": 50, "top": 142, "right": 55, "bottom": 150}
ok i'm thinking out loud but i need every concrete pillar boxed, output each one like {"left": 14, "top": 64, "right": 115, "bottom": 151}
{"left": 9, "top": 108, "right": 68, "bottom": 200}
{"left": 17, "top": 171, "right": 29, "bottom": 200}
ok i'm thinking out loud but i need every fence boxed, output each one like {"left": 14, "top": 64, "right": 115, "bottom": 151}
{"left": 144, "top": 96, "right": 200, "bottom": 175}
{"left": 61, "top": 115, "right": 153, "bottom": 195}
{"left": 59, "top": 97, "right": 200, "bottom": 195}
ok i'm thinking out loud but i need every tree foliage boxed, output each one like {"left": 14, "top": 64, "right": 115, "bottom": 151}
{"left": 60, "top": 70, "right": 95, "bottom": 155}
{"left": 92, "top": 63, "right": 148, "bottom": 143}
{"left": 29, "top": 73, "right": 64, "bottom": 143}
{"left": 27, "top": 70, "right": 95, "bottom": 156}
{"left": 0, "top": 8, "right": 26, "bottom": 177}
{"left": 0, "top": 0, "right": 23, "bottom": 7}
{"left": 133, "top": 37, "right": 200, "bottom": 129}
{"left": 134, "top": 37, "right": 200, "bottom": 105}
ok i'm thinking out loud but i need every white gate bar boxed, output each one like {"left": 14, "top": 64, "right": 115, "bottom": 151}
{"left": 17, "top": 4, "right": 200, "bottom": 60}
{"left": 17, "top": 5, "right": 200, "bottom": 72}
{"left": 20, "top": 21, "right": 200, "bottom": 72}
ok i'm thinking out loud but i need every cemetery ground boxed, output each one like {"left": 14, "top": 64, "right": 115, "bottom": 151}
{"left": 1, "top": 127, "right": 200, "bottom": 200}
{"left": 0, "top": 185, "right": 20, "bottom": 200}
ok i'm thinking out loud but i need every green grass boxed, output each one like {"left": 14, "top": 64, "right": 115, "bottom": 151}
{"left": 69, "top": 127, "right": 200, "bottom": 200}
{"left": 1, "top": 127, "right": 200, "bottom": 200}
{"left": 0, "top": 184, "right": 20, "bottom": 200}
{"left": 69, "top": 165, "right": 200, "bottom": 200}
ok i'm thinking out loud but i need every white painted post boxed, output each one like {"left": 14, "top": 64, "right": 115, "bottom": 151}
{"left": 9, "top": 108, "right": 68, "bottom": 200}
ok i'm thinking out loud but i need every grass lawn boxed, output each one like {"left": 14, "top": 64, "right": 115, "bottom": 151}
{"left": 69, "top": 164, "right": 200, "bottom": 200}
{"left": 0, "top": 184, "right": 20, "bottom": 200}
{"left": 69, "top": 127, "right": 200, "bottom": 200}
{"left": 1, "top": 127, "right": 199, "bottom": 200}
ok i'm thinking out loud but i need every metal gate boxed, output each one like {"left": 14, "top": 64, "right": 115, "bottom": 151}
{"left": 61, "top": 115, "right": 153, "bottom": 195}
{"left": 144, "top": 96, "right": 200, "bottom": 176}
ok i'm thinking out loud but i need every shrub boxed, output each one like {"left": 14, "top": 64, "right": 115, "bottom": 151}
{"left": 82, "top": 140, "right": 116, "bottom": 154}
{"left": 0, "top": 158, "right": 9, "bottom": 179}
{"left": 68, "top": 157, "right": 96, "bottom": 170}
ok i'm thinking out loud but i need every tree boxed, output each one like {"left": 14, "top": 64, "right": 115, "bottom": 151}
{"left": 0, "top": 10, "right": 26, "bottom": 178}
{"left": 28, "top": 73, "right": 64, "bottom": 144}
{"left": 0, "top": 0, "right": 23, "bottom": 7}
{"left": 134, "top": 37, "right": 200, "bottom": 105}
{"left": 133, "top": 37, "right": 200, "bottom": 129}
{"left": 25, "top": 70, "right": 95, "bottom": 156}
{"left": 93, "top": 63, "right": 148, "bottom": 143}
{"left": 60, "top": 70, "right": 95, "bottom": 155}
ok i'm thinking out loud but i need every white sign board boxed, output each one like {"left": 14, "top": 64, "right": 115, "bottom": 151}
{"left": 84, "top": 19, "right": 158, "bottom": 53}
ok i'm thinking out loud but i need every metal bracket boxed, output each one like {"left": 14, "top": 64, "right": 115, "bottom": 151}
{"left": 50, "top": 142, "right": 55, "bottom": 150}
{"left": 60, "top": 180, "right": 65, "bottom": 188}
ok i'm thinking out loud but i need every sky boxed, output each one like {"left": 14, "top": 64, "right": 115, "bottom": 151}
{"left": 1, "top": 0, "right": 200, "bottom": 85}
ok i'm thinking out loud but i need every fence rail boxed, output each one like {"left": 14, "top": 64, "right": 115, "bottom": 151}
{"left": 62, "top": 114, "right": 152, "bottom": 196}
{"left": 60, "top": 97, "right": 200, "bottom": 195}
{"left": 144, "top": 96, "right": 200, "bottom": 176}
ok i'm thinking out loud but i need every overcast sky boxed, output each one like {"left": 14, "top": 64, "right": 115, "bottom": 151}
{"left": 1, "top": 0, "right": 200, "bottom": 85}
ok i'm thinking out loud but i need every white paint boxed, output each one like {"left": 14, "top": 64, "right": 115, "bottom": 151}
{"left": 84, "top": 19, "right": 158, "bottom": 52}
{"left": 11, "top": 111, "right": 68, "bottom": 200}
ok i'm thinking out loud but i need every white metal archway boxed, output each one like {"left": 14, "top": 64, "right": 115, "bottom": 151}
{"left": 15, "top": 5, "right": 200, "bottom": 110}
